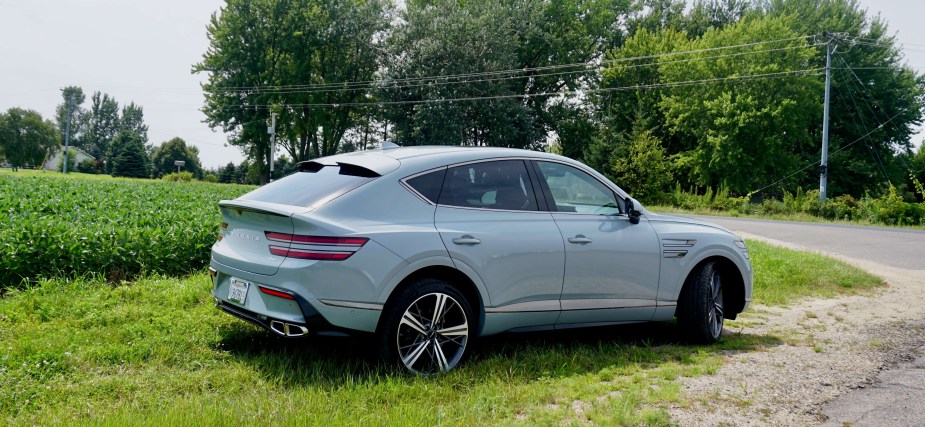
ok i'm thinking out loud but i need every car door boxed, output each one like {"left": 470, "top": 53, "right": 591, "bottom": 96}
{"left": 433, "top": 159, "right": 564, "bottom": 333}
{"left": 531, "top": 160, "right": 661, "bottom": 325}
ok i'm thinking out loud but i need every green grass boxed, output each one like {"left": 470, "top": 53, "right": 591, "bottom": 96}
{"left": 0, "top": 241, "right": 881, "bottom": 425}
{"left": 0, "top": 171, "right": 254, "bottom": 287}
{"left": 747, "top": 240, "right": 883, "bottom": 305}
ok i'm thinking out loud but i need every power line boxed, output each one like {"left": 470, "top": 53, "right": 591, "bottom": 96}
{"left": 205, "top": 44, "right": 821, "bottom": 96}
{"left": 206, "top": 68, "right": 823, "bottom": 110}
{"left": 748, "top": 109, "right": 908, "bottom": 197}
{"left": 203, "top": 35, "right": 816, "bottom": 92}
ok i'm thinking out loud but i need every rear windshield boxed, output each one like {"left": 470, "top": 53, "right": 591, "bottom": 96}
{"left": 239, "top": 166, "right": 375, "bottom": 208}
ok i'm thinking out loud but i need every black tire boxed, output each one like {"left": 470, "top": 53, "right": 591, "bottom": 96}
{"left": 377, "top": 278, "right": 473, "bottom": 375}
{"left": 678, "top": 261, "right": 725, "bottom": 344}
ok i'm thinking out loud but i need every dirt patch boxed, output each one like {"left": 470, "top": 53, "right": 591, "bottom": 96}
{"left": 668, "top": 233, "right": 925, "bottom": 426}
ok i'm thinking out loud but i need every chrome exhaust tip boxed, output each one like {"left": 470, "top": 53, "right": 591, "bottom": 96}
{"left": 269, "top": 320, "right": 309, "bottom": 337}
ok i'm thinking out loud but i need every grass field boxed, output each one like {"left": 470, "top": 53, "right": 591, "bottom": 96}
{"left": 0, "top": 238, "right": 882, "bottom": 425}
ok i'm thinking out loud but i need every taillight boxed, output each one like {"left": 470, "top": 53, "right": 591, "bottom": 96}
{"left": 258, "top": 285, "right": 295, "bottom": 300}
{"left": 265, "top": 232, "right": 368, "bottom": 261}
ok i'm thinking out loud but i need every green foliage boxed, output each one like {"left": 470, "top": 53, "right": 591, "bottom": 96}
{"left": 76, "top": 158, "right": 103, "bottom": 174}
{"left": 77, "top": 92, "right": 119, "bottom": 163}
{"left": 195, "top": 0, "right": 390, "bottom": 183}
{"left": 0, "top": 108, "right": 58, "bottom": 170}
{"left": 385, "top": 0, "right": 630, "bottom": 149}
{"left": 57, "top": 148, "right": 78, "bottom": 172}
{"left": 662, "top": 181, "right": 925, "bottom": 227}
{"left": 54, "top": 86, "right": 86, "bottom": 146}
{"left": 110, "top": 131, "right": 150, "bottom": 178}
{"left": 203, "top": 173, "right": 219, "bottom": 183}
{"left": 162, "top": 171, "right": 195, "bottom": 182}
{"left": 658, "top": 15, "right": 820, "bottom": 193}
{"left": 151, "top": 137, "right": 203, "bottom": 178}
{"left": 612, "top": 125, "right": 673, "bottom": 204}
{"left": 0, "top": 173, "right": 252, "bottom": 287}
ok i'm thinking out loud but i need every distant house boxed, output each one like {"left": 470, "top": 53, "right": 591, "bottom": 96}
{"left": 43, "top": 146, "right": 95, "bottom": 171}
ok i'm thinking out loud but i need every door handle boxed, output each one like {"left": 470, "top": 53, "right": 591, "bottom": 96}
{"left": 452, "top": 235, "right": 481, "bottom": 245}
{"left": 568, "top": 235, "right": 592, "bottom": 244}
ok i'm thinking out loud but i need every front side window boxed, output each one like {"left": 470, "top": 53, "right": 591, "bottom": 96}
{"left": 438, "top": 160, "right": 538, "bottom": 211}
{"left": 536, "top": 161, "right": 620, "bottom": 215}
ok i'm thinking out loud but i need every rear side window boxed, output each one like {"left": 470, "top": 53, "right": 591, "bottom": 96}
{"left": 240, "top": 166, "right": 375, "bottom": 207}
{"left": 405, "top": 168, "right": 446, "bottom": 203}
{"left": 438, "top": 160, "right": 537, "bottom": 211}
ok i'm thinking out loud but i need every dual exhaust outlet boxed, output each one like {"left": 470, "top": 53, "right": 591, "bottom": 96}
{"left": 270, "top": 320, "right": 309, "bottom": 337}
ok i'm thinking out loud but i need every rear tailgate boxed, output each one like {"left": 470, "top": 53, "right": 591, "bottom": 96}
{"left": 213, "top": 200, "right": 295, "bottom": 276}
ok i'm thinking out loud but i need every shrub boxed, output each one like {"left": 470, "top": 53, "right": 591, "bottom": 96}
{"left": 203, "top": 173, "right": 219, "bottom": 183}
{"left": 162, "top": 171, "right": 195, "bottom": 182}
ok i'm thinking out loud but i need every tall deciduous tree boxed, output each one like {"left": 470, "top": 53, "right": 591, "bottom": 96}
{"left": 79, "top": 92, "right": 120, "bottom": 163}
{"left": 383, "top": 0, "right": 631, "bottom": 149}
{"left": 0, "top": 108, "right": 58, "bottom": 170}
{"left": 761, "top": 0, "right": 925, "bottom": 197}
{"left": 195, "top": 0, "right": 389, "bottom": 184}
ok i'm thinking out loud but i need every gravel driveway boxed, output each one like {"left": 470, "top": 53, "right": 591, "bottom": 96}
{"left": 668, "top": 216, "right": 925, "bottom": 426}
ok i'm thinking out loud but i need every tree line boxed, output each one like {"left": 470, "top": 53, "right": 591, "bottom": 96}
{"left": 197, "top": 0, "right": 925, "bottom": 201}
{"left": 0, "top": 87, "right": 205, "bottom": 179}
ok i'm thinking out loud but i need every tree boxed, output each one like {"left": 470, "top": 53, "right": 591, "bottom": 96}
{"left": 120, "top": 102, "right": 149, "bottom": 145}
{"left": 55, "top": 86, "right": 87, "bottom": 146}
{"left": 657, "top": 15, "right": 821, "bottom": 194}
{"left": 0, "top": 108, "right": 58, "bottom": 171}
{"left": 612, "top": 120, "right": 673, "bottom": 203}
{"left": 150, "top": 137, "right": 203, "bottom": 178}
{"left": 194, "top": 0, "right": 390, "bottom": 183}
{"left": 760, "top": 0, "right": 925, "bottom": 197}
{"left": 110, "top": 131, "right": 150, "bottom": 178}
{"left": 383, "top": 0, "right": 632, "bottom": 149}
{"left": 218, "top": 162, "right": 237, "bottom": 183}
{"left": 79, "top": 92, "right": 120, "bottom": 163}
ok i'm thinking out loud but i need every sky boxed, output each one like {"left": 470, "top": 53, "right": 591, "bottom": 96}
{"left": 0, "top": 0, "right": 923, "bottom": 170}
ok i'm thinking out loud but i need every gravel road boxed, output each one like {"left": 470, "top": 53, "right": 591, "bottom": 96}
{"left": 667, "top": 215, "right": 925, "bottom": 426}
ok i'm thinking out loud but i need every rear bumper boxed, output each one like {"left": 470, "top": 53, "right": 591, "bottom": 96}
{"left": 209, "top": 261, "right": 383, "bottom": 335}
{"left": 214, "top": 298, "right": 334, "bottom": 337}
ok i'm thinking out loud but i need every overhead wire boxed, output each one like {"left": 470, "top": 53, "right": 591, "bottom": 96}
{"left": 203, "top": 35, "right": 816, "bottom": 93}
{"left": 831, "top": 65, "right": 892, "bottom": 184}
{"left": 204, "top": 68, "right": 824, "bottom": 110}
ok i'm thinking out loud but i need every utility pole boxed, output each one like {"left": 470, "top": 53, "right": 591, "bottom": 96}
{"left": 819, "top": 34, "right": 833, "bottom": 202}
{"left": 268, "top": 112, "right": 277, "bottom": 183}
{"left": 63, "top": 96, "right": 75, "bottom": 174}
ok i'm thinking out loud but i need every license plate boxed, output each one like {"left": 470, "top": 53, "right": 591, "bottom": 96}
{"left": 228, "top": 278, "right": 250, "bottom": 305}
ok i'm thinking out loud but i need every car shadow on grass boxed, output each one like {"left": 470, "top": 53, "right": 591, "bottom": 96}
{"left": 217, "top": 320, "right": 783, "bottom": 388}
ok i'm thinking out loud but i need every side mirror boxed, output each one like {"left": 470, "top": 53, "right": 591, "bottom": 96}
{"left": 626, "top": 199, "right": 641, "bottom": 224}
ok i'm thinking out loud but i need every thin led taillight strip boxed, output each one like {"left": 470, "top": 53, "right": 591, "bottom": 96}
{"left": 258, "top": 286, "right": 295, "bottom": 300}
{"left": 264, "top": 232, "right": 368, "bottom": 246}
{"left": 269, "top": 246, "right": 355, "bottom": 261}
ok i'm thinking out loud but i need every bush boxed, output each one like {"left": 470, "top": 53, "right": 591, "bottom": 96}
{"left": 162, "top": 171, "right": 195, "bottom": 182}
{"left": 203, "top": 173, "right": 219, "bottom": 183}
{"left": 76, "top": 158, "right": 103, "bottom": 174}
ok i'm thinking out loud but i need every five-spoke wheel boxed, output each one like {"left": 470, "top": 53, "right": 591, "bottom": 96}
{"left": 379, "top": 279, "right": 473, "bottom": 375}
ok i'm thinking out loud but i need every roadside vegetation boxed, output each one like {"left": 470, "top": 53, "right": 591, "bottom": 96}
{"left": 648, "top": 180, "right": 925, "bottom": 228}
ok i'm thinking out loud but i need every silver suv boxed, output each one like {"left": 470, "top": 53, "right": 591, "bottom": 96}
{"left": 209, "top": 146, "right": 752, "bottom": 374}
